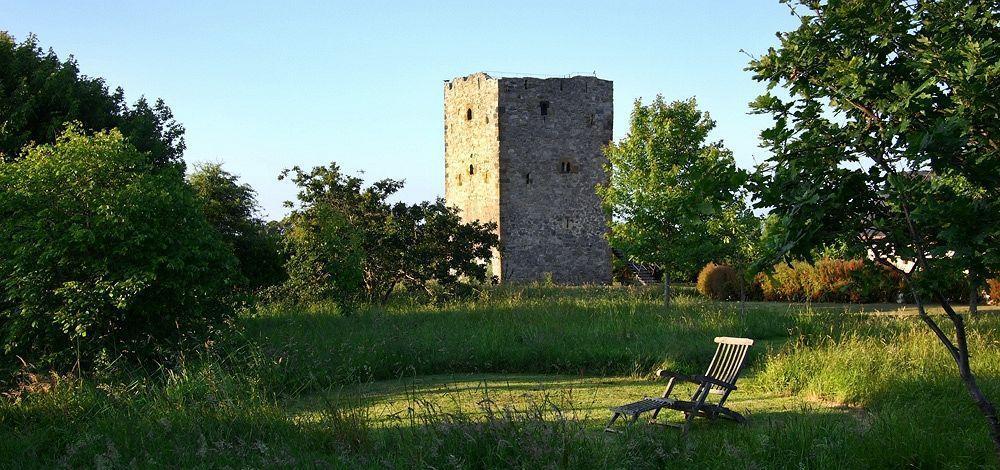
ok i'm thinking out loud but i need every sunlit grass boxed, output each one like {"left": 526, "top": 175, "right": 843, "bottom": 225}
{"left": 2, "top": 285, "right": 998, "bottom": 467}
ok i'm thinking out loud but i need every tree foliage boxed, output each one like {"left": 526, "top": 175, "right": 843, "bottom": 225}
{"left": 0, "top": 33, "right": 185, "bottom": 166}
{"left": 278, "top": 163, "right": 498, "bottom": 308}
{"left": 599, "top": 96, "right": 751, "bottom": 287}
{"left": 749, "top": 0, "right": 1000, "bottom": 454}
{"left": 188, "top": 163, "right": 286, "bottom": 292}
{"left": 0, "top": 129, "right": 238, "bottom": 370}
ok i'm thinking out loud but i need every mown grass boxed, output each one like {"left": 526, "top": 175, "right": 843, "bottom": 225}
{"left": 1, "top": 285, "right": 998, "bottom": 468}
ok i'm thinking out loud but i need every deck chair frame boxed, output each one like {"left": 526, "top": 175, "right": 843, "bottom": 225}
{"left": 605, "top": 336, "right": 754, "bottom": 433}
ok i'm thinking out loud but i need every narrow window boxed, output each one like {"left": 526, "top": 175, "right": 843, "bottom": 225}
{"left": 525, "top": 172, "right": 531, "bottom": 184}
{"left": 587, "top": 113, "right": 596, "bottom": 127}
{"left": 559, "top": 161, "right": 572, "bottom": 173}
{"left": 540, "top": 101, "right": 550, "bottom": 116}
{"left": 466, "top": 109, "right": 473, "bottom": 121}
{"left": 469, "top": 164, "right": 475, "bottom": 175}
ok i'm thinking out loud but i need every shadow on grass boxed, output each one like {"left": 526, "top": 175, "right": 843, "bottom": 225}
{"left": 238, "top": 296, "right": 824, "bottom": 396}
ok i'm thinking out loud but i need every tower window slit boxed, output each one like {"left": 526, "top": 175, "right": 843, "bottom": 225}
{"left": 540, "top": 101, "right": 549, "bottom": 116}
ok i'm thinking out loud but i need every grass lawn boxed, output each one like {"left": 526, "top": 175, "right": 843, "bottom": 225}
{"left": 2, "top": 285, "right": 998, "bottom": 468}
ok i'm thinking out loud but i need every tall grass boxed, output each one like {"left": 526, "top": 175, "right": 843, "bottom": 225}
{"left": 242, "top": 287, "right": 798, "bottom": 396}
{"left": 1, "top": 285, "right": 997, "bottom": 467}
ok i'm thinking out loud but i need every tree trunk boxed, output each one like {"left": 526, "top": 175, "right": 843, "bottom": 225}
{"left": 663, "top": 272, "right": 671, "bottom": 307}
{"left": 970, "top": 283, "right": 979, "bottom": 315}
{"left": 926, "top": 292, "right": 1000, "bottom": 458}
{"left": 739, "top": 272, "right": 746, "bottom": 316}
{"left": 961, "top": 363, "right": 1000, "bottom": 459}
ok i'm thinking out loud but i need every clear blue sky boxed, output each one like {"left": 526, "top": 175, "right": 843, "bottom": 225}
{"left": 6, "top": 1, "right": 798, "bottom": 220}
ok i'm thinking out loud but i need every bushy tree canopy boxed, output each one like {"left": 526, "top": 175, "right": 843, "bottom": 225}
{"left": 0, "top": 33, "right": 185, "bottom": 166}
{"left": 749, "top": 0, "right": 1000, "bottom": 454}
{"left": 599, "top": 96, "right": 750, "bottom": 288}
{"left": 0, "top": 129, "right": 237, "bottom": 370}
{"left": 278, "top": 163, "right": 498, "bottom": 307}
{"left": 188, "top": 163, "right": 286, "bottom": 291}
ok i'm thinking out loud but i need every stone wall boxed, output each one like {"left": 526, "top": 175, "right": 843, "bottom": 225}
{"left": 443, "top": 73, "right": 502, "bottom": 277}
{"left": 444, "top": 73, "right": 612, "bottom": 284}
{"left": 497, "top": 76, "right": 613, "bottom": 284}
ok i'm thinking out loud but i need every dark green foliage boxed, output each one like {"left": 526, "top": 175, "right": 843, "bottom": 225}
{"left": 0, "top": 33, "right": 184, "bottom": 166}
{"left": 0, "top": 129, "right": 238, "bottom": 370}
{"left": 599, "top": 97, "right": 751, "bottom": 282}
{"left": 188, "top": 163, "right": 287, "bottom": 292}
{"left": 277, "top": 163, "right": 498, "bottom": 307}
{"left": 749, "top": 0, "right": 1000, "bottom": 294}
{"left": 749, "top": 0, "right": 1000, "bottom": 452}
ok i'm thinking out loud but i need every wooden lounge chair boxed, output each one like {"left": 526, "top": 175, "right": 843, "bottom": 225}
{"left": 605, "top": 336, "right": 754, "bottom": 433}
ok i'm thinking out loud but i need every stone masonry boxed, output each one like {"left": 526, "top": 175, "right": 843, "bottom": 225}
{"left": 444, "top": 72, "right": 612, "bottom": 284}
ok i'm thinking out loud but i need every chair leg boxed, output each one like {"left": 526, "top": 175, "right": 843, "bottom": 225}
{"left": 604, "top": 412, "right": 622, "bottom": 432}
{"left": 649, "top": 406, "right": 662, "bottom": 423}
{"left": 681, "top": 411, "right": 696, "bottom": 435}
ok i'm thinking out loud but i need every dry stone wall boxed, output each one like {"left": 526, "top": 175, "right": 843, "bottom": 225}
{"left": 444, "top": 73, "right": 502, "bottom": 277}
{"left": 444, "top": 73, "right": 612, "bottom": 284}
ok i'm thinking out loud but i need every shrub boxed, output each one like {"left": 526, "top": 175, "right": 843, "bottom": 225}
{"left": 757, "top": 258, "right": 902, "bottom": 303}
{"left": 277, "top": 163, "right": 498, "bottom": 307}
{"left": 0, "top": 34, "right": 184, "bottom": 166}
{"left": 696, "top": 263, "right": 739, "bottom": 300}
{"left": 0, "top": 129, "right": 238, "bottom": 370}
{"left": 987, "top": 279, "right": 1000, "bottom": 305}
{"left": 188, "top": 163, "right": 287, "bottom": 292}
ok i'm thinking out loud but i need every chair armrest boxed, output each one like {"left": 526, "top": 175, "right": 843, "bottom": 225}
{"left": 691, "top": 375, "right": 738, "bottom": 391}
{"left": 655, "top": 370, "right": 697, "bottom": 384}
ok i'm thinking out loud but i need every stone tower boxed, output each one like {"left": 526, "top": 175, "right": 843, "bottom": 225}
{"left": 444, "top": 72, "right": 613, "bottom": 284}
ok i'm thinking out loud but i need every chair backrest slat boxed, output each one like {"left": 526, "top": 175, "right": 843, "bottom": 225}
{"left": 703, "top": 337, "right": 754, "bottom": 394}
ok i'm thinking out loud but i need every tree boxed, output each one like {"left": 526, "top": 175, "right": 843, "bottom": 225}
{"left": 0, "top": 33, "right": 184, "bottom": 166}
{"left": 715, "top": 203, "right": 764, "bottom": 314}
{"left": 389, "top": 199, "right": 498, "bottom": 301}
{"left": 599, "top": 97, "right": 749, "bottom": 304}
{"left": 278, "top": 163, "right": 497, "bottom": 308}
{"left": 0, "top": 128, "right": 238, "bottom": 370}
{"left": 749, "top": 0, "right": 1000, "bottom": 455}
{"left": 188, "top": 163, "right": 287, "bottom": 292}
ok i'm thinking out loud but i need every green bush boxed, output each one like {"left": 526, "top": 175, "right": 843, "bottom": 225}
{"left": 696, "top": 263, "right": 739, "bottom": 300}
{"left": 0, "top": 128, "right": 238, "bottom": 370}
{"left": 188, "top": 163, "right": 287, "bottom": 292}
{"left": 275, "top": 163, "right": 497, "bottom": 307}
{"left": 0, "top": 33, "right": 185, "bottom": 166}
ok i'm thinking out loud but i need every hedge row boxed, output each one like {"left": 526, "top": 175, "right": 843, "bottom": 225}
{"left": 696, "top": 259, "right": 904, "bottom": 304}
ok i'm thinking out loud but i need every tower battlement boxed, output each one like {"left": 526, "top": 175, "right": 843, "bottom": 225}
{"left": 444, "top": 72, "right": 612, "bottom": 284}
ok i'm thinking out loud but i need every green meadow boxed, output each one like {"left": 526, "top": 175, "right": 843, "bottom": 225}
{"left": 2, "top": 286, "right": 998, "bottom": 468}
